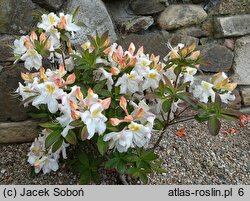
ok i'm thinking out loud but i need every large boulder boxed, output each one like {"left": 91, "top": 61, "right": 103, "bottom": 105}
{"left": 199, "top": 44, "right": 234, "bottom": 72}
{"left": 240, "top": 88, "right": 250, "bottom": 106}
{"left": 232, "top": 36, "right": 250, "bottom": 85}
{"left": 209, "top": 0, "right": 250, "bottom": 15}
{"left": 130, "top": 0, "right": 165, "bottom": 15}
{"left": 32, "top": 0, "right": 65, "bottom": 11}
{"left": 117, "top": 31, "right": 171, "bottom": 59}
{"left": 121, "top": 16, "right": 154, "bottom": 33}
{"left": 214, "top": 15, "right": 250, "bottom": 38}
{"left": 65, "top": 0, "right": 117, "bottom": 45}
{"left": 0, "top": 0, "right": 39, "bottom": 35}
{"left": 0, "top": 63, "right": 31, "bottom": 122}
{"left": 0, "top": 35, "right": 15, "bottom": 62}
{"left": 0, "top": 121, "right": 39, "bottom": 143}
{"left": 158, "top": 5, "right": 207, "bottom": 31}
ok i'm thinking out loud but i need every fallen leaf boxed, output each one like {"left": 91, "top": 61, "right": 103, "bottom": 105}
{"left": 239, "top": 115, "right": 250, "bottom": 127}
{"left": 221, "top": 127, "right": 239, "bottom": 135}
{"left": 176, "top": 128, "right": 186, "bottom": 138}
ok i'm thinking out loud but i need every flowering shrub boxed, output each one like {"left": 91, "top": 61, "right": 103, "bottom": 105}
{"left": 13, "top": 10, "right": 240, "bottom": 184}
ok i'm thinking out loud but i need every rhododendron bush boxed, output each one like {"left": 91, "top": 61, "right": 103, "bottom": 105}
{"left": 12, "top": 10, "right": 240, "bottom": 184}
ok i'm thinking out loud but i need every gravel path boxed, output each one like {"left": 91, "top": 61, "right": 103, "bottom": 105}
{"left": 0, "top": 119, "right": 249, "bottom": 185}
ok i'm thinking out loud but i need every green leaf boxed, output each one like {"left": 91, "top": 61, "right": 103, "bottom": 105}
{"left": 177, "top": 92, "right": 198, "bottom": 109}
{"left": 78, "top": 152, "right": 89, "bottom": 167}
{"left": 139, "top": 173, "right": 148, "bottom": 184}
{"left": 117, "top": 161, "right": 127, "bottom": 174}
{"left": 80, "top": 169, "right": 91, "bottom": 184}
{"left": 39, "top": 122, "right": 61, "bottom": 129}
{"left": 153, "top": 118, "right": 164, "bottom": 130}
{"left": 97, "top": 135, "right": 108, "bottom": 156}
{"left": 207, "top": 115, "right": 221, "bottom": 136}
{"left": 174, "top": 66, "right": 181, "bottom": 76}
{"left": 72, "top": 5, "right": 80, "bottom": 19}
{"left": 93, "top": 79, "right": 107, "bottom": 92}
{"left": 159, "top": 80, "right": 165, "bottom": 95}
{"left": 45, "top": 129, "right": 62, "bottom": 148}
{"left": 98, "top": 89, "right": 112, "bottom": 98}
{"left": 177, "top": 81, "right": 191, "bottom": 91}
{"left": 65, "top": 130, "right": 77, "bottom": 144}
{"left": 28, "top": 112, "right": 49, "bottom": 119}
{"left": 162, "top": 99, "right": 171, "bottom": 113}
{"left": 69, "top": 120, "right": 84, "bottom": 127}
{"left": 52, "top": 137, "right": 64, "bottom": 153}
{"left": 141, "top": 150, "right": 158, "bottom": 161}
{"left": 105, "top": 158, "right": 119, "bottom": 169}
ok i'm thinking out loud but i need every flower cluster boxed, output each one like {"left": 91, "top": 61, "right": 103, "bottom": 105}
{"left": 13, "top": 11, "right": 239, "bottom": 181}
{"left": 13, "top": 12, "right": 80, "bottom": 71}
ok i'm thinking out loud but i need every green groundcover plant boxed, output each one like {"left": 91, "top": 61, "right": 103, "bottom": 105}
{"left": 12, "top": 9, "right": 240, "bottom": 184}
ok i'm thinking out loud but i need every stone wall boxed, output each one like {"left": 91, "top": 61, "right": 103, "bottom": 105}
{"left": 0, "top": 0, "right": 250, "bottom": 143}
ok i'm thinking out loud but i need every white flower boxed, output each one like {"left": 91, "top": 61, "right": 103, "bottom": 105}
{"left": 135, "top": 55, "right": 151, "bottom": 74}
{"left": 130, "top": 100, "right": 156, "bottom": 129}
{"left": 142, "top": 69, "right": 161, "bottom": 90}
{"left": 59, "top": 13, "right": 80, "bottom": 37}
{"left": 13, "top": 36, "right": 27, "bottom": 55}
{"left": 46, "top": 28, "right": 61, "bottom": 51}
{"left": 34, "top": 155, "right": 59, "bottom": 174}
{"left": 192, "top": 81, "right": 215, "bottom": 103}
{"left": 95, "top": 67, "right": 114, "bottom": 91}
{"left": 220, "top": 92, "right": 235, "bottom": 104}
{"left": 104, "top": 130, "right": 133, "bottom": 152}
{"left": 37, "top": 13, "right": 60, "bottom": 31}
{"left": 183, "top": 67, "right": 197, "bottom": 84}
{"left": 32, "top": 82, "right": 64, "bottom": 113}
{"left": 128, "top": 122, "right": 151, "bottom": 148}
{"left": 115, "top": 71, "right": 143, "bottom": 94}
{"left": 20, "top": 49, "right": 42, "bottom": 70}
{"left": 16, "top": 81, "right": 38, "bottom": 107}
{"left": 64, "top": 57, "right": 75, "bottom": 72}
{"left": 80, "top": 103, "right": 107, "bottom": 139}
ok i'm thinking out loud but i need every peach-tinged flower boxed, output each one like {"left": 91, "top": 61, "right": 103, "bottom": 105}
{"left": 30, "top": 31, "right": 38, "bottom": 43}
{"left": 111, "top": 67, "right": 120, "bottom": 75}
{"left": 65, "top": 73, "right": 76, "bottom": 85}
{"left": 101, "top": 97, "right": 111, "bottom": 110}
{"left": 58, "top": 13, "right": 80, "bottom": 37}
{"left": 120, "top": 96, "right": 128, "bottom": 115}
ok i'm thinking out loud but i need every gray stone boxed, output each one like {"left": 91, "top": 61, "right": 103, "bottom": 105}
{"left": 0, "top": 121, "right": 39, "bottom": 143}
{"left": 224, "top": 39, "right": 235, "bottom": 51}
{"left": 174, "top": 26, "right": 209, "bottom": 38}
{"left": 169, "top": 34, "right": 199, "bottom": 47}
{"left": 65, "top": 0, "right": 117, "bottom": 45}
{"left": 209, "top": 0, "right": 250, "bottom": 15}
{"left": 240, "top": 88, "right": 250, "bottom": 106}
{"left": 0, "top": 35, "right": 15, "bottom": 62}
{"left": 158, "top": 5, "right": 207, "bottom": 31}
{"left": 32, "top": 0, "right": 65, "bottom": 11}
{"left": 105, "top": 0, "right": 137, "bottom": 25}
{"left": 192, "top": 0, "right": 205, "bottom": 3}
{"left": 0, "top": 64, "right": 31, "bottom": 122}
{"left": 130, "top": 0, "right": 165, "bottom": 15}
{"left": 118, "top": 31, "right": 171, "bottom": 59}
{"left": 227, "top": 90, "right": 242, "bottom": 110}
{"left": 199, "top": 44, "right": 234, "bottom": 72}
{"left": 122, "top": 16, "right": 154, "bottom": 33}
{"left": 214, "top": 15, "right": 250, "bottom": 38}
{"left": 203, "top": 0, "right": 221, "bottom": 11}
{"left": 0, "top": 0, "right": 38, "bottom": 35}
{"left": 232, "top": 36, "right": 250, "bottom": 85}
